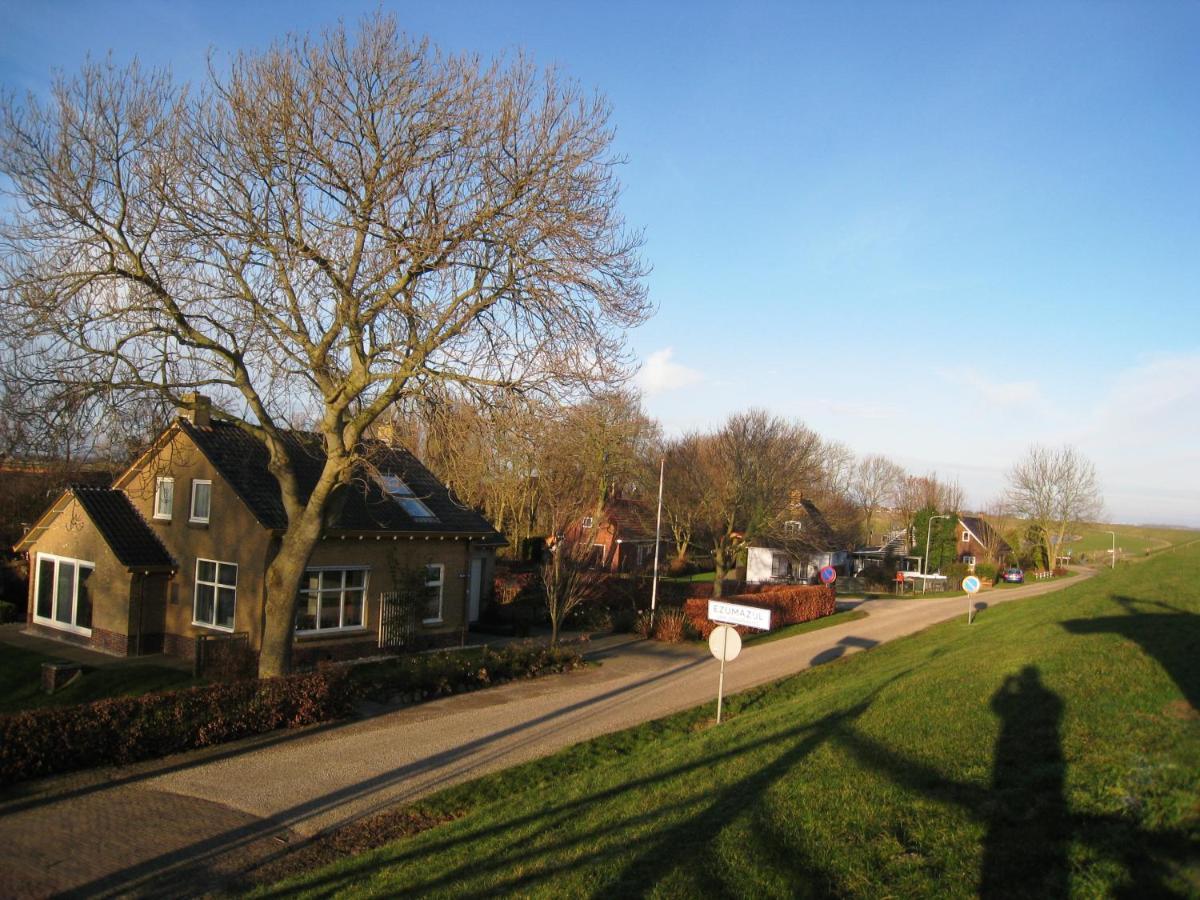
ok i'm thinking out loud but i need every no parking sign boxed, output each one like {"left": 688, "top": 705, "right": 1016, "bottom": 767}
{"left": 819, "top": 566, "right": 837, "bottom": 585}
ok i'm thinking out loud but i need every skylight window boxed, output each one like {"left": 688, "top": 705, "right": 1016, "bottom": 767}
{"left": 378, "top": 474, "right": 438, "bottom": 521}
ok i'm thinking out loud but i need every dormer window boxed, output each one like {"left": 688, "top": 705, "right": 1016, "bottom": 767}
{"left": 581, "top": 516, "right": 594, "bottom": 529}
{"left": 783, "top": 520, "right": 803, "bottom": 535}
{"left": 378, "top": 474, "right": 438, "bottom": 521}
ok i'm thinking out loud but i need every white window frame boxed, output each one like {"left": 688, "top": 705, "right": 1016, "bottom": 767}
{"left": 193, "top": 558, "right": 237, "bottom": 632}
{"left": 962, "top": 530, "right": 970, "bottom": 543}
{"left": 422, "top": 563, "right": 445, "bottom": 624}
{"left": 581, "top": 516, "right": 594, "bottom": 529}
{"left": 189, "top": 479, "right": 212, "bottom": 524}
{"left": 784, "top": 520, "right": 803, "bottom": 535}
{"left": 295, "top": 566, "right": 370, "bottom": 634}
{"left": 154, "top": 476, "right": 174, "bottom": 521}
{"left": 32, "top": 552, "right": 95, "bottom": 636}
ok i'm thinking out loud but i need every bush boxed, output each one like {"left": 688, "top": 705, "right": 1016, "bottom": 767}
{"left": 974, "top": 562, "right": 999, "bottom": 582}
{"left": 349, "top": 644, "right": 583, "bottom": 705}
{"left": 651, "top": 608, "right": 689, "bottom": 643}
{"left": 634, "top": 610, "right": 654, "bottom": 638}
{"left": 0, "top": 601, "right": 16, "bottom": 624}
{"left": 1052, "top": 566, "right": 1070, "bottom": 577}
{"left": 682, "top": 586, "right": 836, "bottom": 640}
{"left": 0, "top": 669, "right": 353, "bottom": 786}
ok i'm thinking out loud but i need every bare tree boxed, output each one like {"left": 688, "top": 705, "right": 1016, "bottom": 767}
{"left": 659, "top": 434, "right": 707, "bottom": 568}
{"left": 539, "top": 534, "right": 605, "bottom": 645}
{"left": 1006, "top": 445, "right": 1102, "bottom": 571}
{"left": 851, "top": 454, "right": 905, "bottom": 545}
{"left": 687, "top": 410, "right": 824, "bottom": 597}
{"left": 0, "top": 16, "right": 649, "bottom": 675}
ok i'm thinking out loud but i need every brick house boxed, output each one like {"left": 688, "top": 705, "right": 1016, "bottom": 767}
{"left": 14, "top": 399, "right": 503, "bottom": 664}
{"left": 956, "top": 515, "right": 1013, "bottom": 569}
{"left": 565, "top": 496, "right": 661, "bottom": 573}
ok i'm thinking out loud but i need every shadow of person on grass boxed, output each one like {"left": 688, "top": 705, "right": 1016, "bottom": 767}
{"left": 980, "top": 666, "right": 1067, "bottom": 898}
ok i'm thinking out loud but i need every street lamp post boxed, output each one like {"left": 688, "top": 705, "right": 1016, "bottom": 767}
{"left": 1105, "top": 530, "right": 1116, "bottom": 569}
{"left": 924, "top": 514, "right": 950, "bottom": 576}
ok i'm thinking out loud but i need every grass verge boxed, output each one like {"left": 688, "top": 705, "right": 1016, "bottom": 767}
{"left": 0, "top": 645, "right": 194, "bottom": 715}
{"left": 253, "top": 550, "right": 1200, "bottom": 897}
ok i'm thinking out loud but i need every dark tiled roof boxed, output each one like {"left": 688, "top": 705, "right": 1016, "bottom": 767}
{"left": 71, "top": 486, "right": 175, "bottom": 569}
{"left": 603, "top": 497, "right": 656, "bottom": 542}
{"left": 177, "top": 419, "right": 503, "bottom": 540}
{"left": 960, "top": 515, "right": 1013, "bottom": 555}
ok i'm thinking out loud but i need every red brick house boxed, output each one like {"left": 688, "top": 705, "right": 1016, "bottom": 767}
{"left": 565, "top": 496, "right": 662, "bottom": 572}
{"left": 956, "top": 515, "right": 1013, "bottom": 568}
{"left": 14, "top": 398, "right": 503, "bottom": 663}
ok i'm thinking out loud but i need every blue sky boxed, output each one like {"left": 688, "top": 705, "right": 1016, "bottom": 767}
{"left": 3, "top": 1, "right": 1198, "bottom": 525}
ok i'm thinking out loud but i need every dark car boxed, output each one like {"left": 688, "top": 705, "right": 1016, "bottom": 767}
{"left": 1001, "top": 567, "right": 1024, "bottom": 584}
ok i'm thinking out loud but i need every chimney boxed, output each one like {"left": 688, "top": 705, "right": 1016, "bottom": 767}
{"left": 180, "top": 393, "right": 212, "bottom": 427}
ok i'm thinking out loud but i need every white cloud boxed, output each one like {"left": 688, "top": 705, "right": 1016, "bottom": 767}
{"left": 949, "top": 367, "right": 1046, "bottom": 411}
{"left": 636, "top": 347, "right": 703, "bottom": 396}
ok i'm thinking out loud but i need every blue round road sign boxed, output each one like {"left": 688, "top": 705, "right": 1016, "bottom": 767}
{"left": 819, "top": 566, "right": 837, "bottom": 585}
{"left": 962, "top": 575, "right": 981, "bottom": 593}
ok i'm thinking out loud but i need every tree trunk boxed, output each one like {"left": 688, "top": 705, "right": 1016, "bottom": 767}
{"left": 258, "top": 505, "right": 326, "bottom": 677}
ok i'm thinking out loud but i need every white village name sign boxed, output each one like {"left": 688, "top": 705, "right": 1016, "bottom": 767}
{"left": 707, "top": 600, "right": 772, "bottom": 631}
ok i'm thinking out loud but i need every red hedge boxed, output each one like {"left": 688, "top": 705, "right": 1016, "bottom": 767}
{"left": 0, "top": 670, "right": 352, "bottom": 786}
{"left": 683, "top": 585, "right": 836, "bottom": 639}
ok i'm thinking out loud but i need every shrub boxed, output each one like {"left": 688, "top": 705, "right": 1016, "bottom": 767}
{"left": 974, "top": 562, "right": 999, "bottom": 582}
{"left": 0, "top": 601, "right": 16, "bottom": 624}
{"left": 633, "top": 610, "right": 654, "bottom": 638}
{"left": 682, "top": 586, "right": 836, "bottom": 640}
{"left": 0, "top": 669, "right": 353, "bottom": 786}
{"left": 652, "top": 608, "right": 689, "bottom": 643}
{"left": 349, "top": 644, "right": 583, "bottom": 705}
{"left": 1052, "top": 566, "right": 1070, "bottom": 577}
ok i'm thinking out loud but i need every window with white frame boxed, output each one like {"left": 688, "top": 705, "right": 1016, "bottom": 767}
{"left": 194, "top": 559, "right": 237, "bottom": 630}
{"left": 295, "top": 568, "right": 368, "bottom": 633}
{"left": 34, "top": 553, "right": 94, "bottom": 634}
{"left": 423, "top": 564, "right": 444, "bottom": 623}
{"left": 962, "top": 530, "right": 970, "bottom": 543}
{"left": 783, "top": 520, "right": 803, "bottom": 535}
{"left": 581, "top": 516, "right": 594, "bottom": 529}
{"left": 190, "top": 479, "right": 212, "bottom": 523}
{"left": 771, "top": 553, "right": 790, "bottom": 579}
{"left": 377, "top": 474, "right": 438, "bottom": 521}
{"left": 154, "top": 477, "right": 174, "bottom": 520}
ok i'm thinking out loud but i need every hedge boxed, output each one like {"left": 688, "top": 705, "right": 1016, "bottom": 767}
{"left": 683, "top": 585, "right": 836, "bottom": 639}
{"left": 350, "top": 644, "right": 584, "bottom": 704}
{"left": 0, "top": 669, "right": 353, "bottom": 786}
{"left": 0, "top": 643, "right": 585, "bottom": 787}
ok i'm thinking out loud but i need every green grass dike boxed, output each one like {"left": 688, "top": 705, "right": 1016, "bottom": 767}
{"left": 255, "top": 547, "right": 1200, "bottom": 898}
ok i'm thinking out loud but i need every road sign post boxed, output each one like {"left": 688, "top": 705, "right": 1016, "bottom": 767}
{"left": 962, "top": 575, "right": 981, "bottom": 624}
{"left": 708, "top": 624, "right": 742, "bottom": 724}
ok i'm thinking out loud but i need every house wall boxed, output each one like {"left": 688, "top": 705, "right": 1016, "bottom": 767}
{"left": 746, "top": 547, "right": 776, "bottom": 584}
{"left": 303, "top": 536, "right": 479, "bottom": 641}
{"left": 117, "top": 427, "right": 274, "bottom": 657}
{"left": 25, "top": 496, "right": 134, "bottom": 655}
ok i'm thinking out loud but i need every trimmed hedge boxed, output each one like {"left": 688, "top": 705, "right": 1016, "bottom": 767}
{"left": 0, "top": 644, "right": 586, "bottom": 787}
{"left": 0, "top": 670, "right": 353, "bottom": 786}
{"left": 350, "top": 644, "right": 584, "bottom": 704}
{"left": 683, "top": 585, "right": 836, "bottom": 639}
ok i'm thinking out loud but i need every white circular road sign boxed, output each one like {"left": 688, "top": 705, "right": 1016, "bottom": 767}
{"left": 709, "top": 624, "right": 742, "bottom": 662}
{"left": 962, "top": 575, "right": 982, "bottom": 594}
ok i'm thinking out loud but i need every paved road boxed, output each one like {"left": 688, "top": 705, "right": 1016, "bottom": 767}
{"left": 0, "top": 572, "right": 1091, "bottom": 897}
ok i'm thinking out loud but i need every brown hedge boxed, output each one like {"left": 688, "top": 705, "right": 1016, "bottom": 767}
{"left": 683, "top": 585, "right": 836, "bottom": 639}
{"left": 0, "top": 669, "right": 353, "bottom": 786}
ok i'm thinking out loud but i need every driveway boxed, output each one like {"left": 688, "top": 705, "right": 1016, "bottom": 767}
{"left": 0, "top": 570, "right": 1092, "bottom": 897}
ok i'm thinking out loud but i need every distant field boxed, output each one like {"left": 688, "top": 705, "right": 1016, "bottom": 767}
{"left": 264, "top": 542, "right": 1200, "bottom": 897}
{"left": 1067, "top": 524, "right": 1200, "bottom": 559}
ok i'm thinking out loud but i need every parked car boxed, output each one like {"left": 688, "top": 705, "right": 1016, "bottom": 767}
{"left": 1001, "top": 567, "right": 1024, "bottom": 584}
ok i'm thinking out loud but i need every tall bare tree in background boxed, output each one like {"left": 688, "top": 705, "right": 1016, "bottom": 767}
{"left": 851, "top": 454, "right": 905, "bottom": 545}
{"left": 1006, "top": 445, "right": 1102, "bottom": 571}
{"left": 686, "top": 410, "right": 824, "bottom": 597}
{"left": 0, "top": 15, "right": 650, "bottom": 675}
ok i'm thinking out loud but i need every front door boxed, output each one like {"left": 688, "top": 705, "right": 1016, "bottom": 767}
{"left": 468, "top": 557, "right": 483, "bottom": 622}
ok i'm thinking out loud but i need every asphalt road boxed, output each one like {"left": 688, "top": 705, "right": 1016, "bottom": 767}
{"left": 0, "top": 571, "right": 1092, "bottom": 897}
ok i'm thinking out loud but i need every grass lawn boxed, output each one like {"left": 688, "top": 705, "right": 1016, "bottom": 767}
{"left": 1068, "top": 524, "right": 1200, "bottom": 558}
{"left": 261, "top": 548, "right": 1200, "bottom": 897}
{"left": 0, "top": 645, "right": 195, "bottom": 715}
